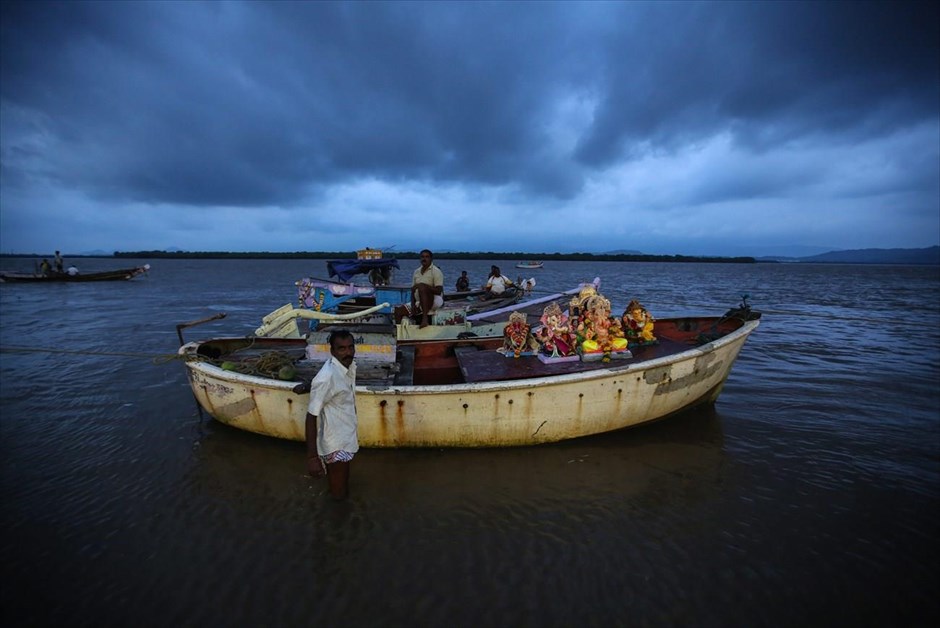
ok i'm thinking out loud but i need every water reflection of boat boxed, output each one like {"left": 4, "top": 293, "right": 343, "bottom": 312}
{"left": 191, "top": 402, "right": 727, "bottom": 510}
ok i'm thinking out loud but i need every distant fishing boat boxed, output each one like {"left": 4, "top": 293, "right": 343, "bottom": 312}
{"left": 0, "top": 264, "right": 151, "bottom": 283}
{"left": 515, "top": 261, "right": 544, "bottom": 269}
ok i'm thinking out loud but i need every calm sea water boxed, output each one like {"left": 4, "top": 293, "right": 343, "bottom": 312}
{"left": 1, "top": 258, "right": 938, "bottom": 627}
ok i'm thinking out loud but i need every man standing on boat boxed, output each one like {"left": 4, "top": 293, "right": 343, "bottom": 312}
{"left": 54, "top": 251, "right": 64, "bottom": 272}
{"left": 411, "top": 249, "right": 444, "bottom": 328}
{"left": 306, "top": 329, "right": 359, "bottom": 501}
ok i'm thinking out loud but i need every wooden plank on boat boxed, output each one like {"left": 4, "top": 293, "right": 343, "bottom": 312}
{"left": 455, "top": 337, "right": 693, "bottom": 383}
{"left": 456, "top": 348, "right": 600, "bottom": 383}
{"left": 307, "top": 327, "right": 397, "bottom": 362}
{"left": 453, "top": 345, "right": 480, "bottom": 382}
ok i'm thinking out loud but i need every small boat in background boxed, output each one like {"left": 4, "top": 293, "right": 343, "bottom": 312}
{"left": 515, "top": 261, "right": 544, "bottom": 269}
{"left": 0, "top": 264, "right": 151, "bottom": 283}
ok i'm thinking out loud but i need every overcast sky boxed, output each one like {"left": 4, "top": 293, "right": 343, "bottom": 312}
{"left": 1, "top": 1, "right": 937, "bottom": 257}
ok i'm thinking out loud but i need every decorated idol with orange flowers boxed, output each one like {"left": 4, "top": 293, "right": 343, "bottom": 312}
{"left": 502, "top": 311, "right": 538, "bottom": 358}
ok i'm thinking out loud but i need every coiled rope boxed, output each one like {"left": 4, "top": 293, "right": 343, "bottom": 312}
{"left": 214, "top": 350, "right": 298, "bottom": 378}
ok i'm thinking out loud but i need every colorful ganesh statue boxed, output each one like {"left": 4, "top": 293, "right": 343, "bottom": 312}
{"left": 568, "top": 284, "right": 598, "bottom": 323}
{"left": 622, "top": 299, "right": 657, "bottom": 346}
{"left": 501, "top": 311, "right": 539, "bottom": 358}
{"left": 575, "top": 293, "right": 629, "bottom": 361}
{"left": 535, "top": 302, "right": 575, "bottom": 359}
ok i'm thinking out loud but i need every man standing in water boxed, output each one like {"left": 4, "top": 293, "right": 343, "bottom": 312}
{"left": 411, "top": 249, "right": 444, "bottom": 328}
{"left": 306, "top": 329, "right": 358, "bottom": 501}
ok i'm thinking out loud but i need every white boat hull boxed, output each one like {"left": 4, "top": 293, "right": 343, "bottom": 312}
{"left": 181, "top": 319, "right": 758, "bottom": 447}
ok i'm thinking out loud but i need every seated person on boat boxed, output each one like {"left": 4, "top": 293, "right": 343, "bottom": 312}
{"left": 455, "top": 270, "right": 470, "bottom": 292}
{"left": 482, "top": 265, "right": 513, "bottom": 300}
{"left": 411, "top": 249, "right": 444, "bottom": 328}
{"left": 368, "top": 265, "right": 391, "bottom": 286}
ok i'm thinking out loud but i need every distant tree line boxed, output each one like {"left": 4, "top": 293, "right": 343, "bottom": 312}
{"left": 109, "top": 250, "right": 756, "bottom": 263}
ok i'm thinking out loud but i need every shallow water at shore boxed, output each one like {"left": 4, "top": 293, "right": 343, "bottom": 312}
{"left": 2, "top": 258, "right": 938, "bottom": 626}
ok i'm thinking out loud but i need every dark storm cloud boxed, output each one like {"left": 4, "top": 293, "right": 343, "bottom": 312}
{"left": 2, "top": 1, "right": 588, "bottom": 204}
{"left": 576, "top": 1, "right": 939, "bottom": 163}
{"left": 0, "top": 0, "right": 937, "bottom": 255}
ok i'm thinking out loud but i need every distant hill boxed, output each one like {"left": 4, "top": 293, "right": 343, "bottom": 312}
{"left": 759, "top": 246, "right": 939, "bottom": 265}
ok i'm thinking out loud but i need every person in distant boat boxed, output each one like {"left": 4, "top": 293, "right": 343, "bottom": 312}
{"left": 306, "top": 329, "right": 358, "bottom": 501}
{"left": 66, "top": 265, "right": 79, "bottom": 276}
{"left": 411, "top": 249, "right": 444, "bottom": 328}
{"left": 455, "top": 270, "right": 470, "bottom": 292}
{"left": 482, "top": 265, "right": 513, "bottom": 300}
{"left": 39, "top": 259, "right": 51, "bottom": 275}
{"left": 54, "top": 251, "right": 64, "bottom": 272}
{"left": 368, "top": 265, "right": 390, "bottom": 287}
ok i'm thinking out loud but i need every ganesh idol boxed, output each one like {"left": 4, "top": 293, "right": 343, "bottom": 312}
{"left": 535, "top": 302, "right": 574, "bottom": 357}
{"left": 622, "top": 299, "right": 656, "bottom": 345}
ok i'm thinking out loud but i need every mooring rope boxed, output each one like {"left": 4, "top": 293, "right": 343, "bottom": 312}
{"left": 0, "top": 345, "right": 301, "bottom": 378}
{"left": 0, "top": 345, "right": 184, "bottom": 364}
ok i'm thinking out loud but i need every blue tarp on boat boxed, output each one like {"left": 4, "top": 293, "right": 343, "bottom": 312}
{"left": 326, "top": 259, "right": 400, "bottom": 282}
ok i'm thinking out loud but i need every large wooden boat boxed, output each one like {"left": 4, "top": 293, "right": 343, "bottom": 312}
{"left": 0, "top": 264, "right": 151, "bottom": 283}
{"left": 515, "top": 260, "right": 544, "bottom": 269}
{"left": 179, "top": 291, "right": 760, "bottom": 447}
